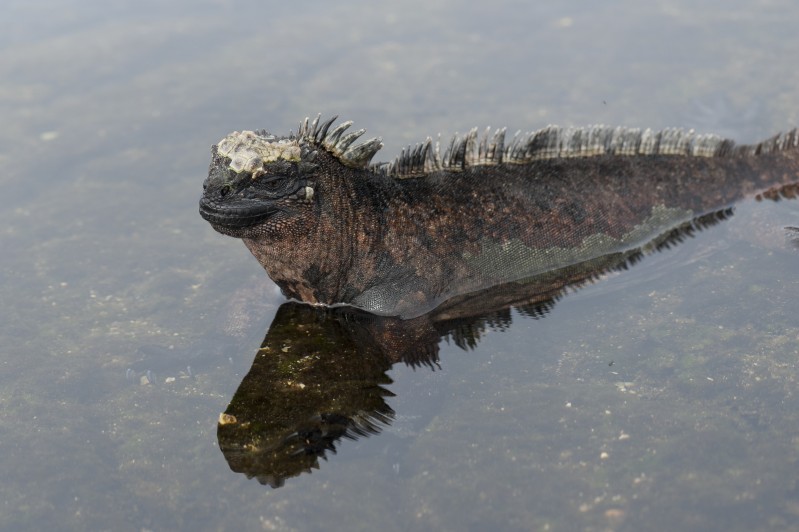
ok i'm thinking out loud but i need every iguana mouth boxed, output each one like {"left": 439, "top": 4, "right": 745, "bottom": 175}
{"left": 199, "top": 197, "right": 277, "bottom": 229}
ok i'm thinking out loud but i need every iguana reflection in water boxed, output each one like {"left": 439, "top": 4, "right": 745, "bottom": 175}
{"left": 202, "top": 115, "right": 799, "bottom": 486}
{"left": 217, "top": 284, "right": 601, "bottom": 488}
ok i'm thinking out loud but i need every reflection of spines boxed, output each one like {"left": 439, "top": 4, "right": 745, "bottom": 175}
{"left": 652, "top": 208, "right": 734, "bottom": 252}
{"left": 282, "top": 407, "right": 396, "bottom": 456}
{"left": 756, "top": 182, "right": 799, "bottom": 202}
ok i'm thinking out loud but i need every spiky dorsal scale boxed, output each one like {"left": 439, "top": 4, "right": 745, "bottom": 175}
{"left": 297, "top": 114, "right": 384, "bottom": 169}
{"left": 291, "top": 114, "right": 799, "bottom": 180}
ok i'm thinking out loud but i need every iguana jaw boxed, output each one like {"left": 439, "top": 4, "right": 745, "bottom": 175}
{"left": 198, "top": 196, "right": 277, "bottom": 231}
{"left": 198, "top": 156, "right": 279, "bottom": 235}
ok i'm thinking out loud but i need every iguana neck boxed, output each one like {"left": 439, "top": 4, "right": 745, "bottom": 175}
{"left": 242, "top": 158, "right": 393, "bottom": 305}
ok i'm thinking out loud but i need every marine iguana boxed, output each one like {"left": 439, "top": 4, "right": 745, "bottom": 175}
{"left": 199, "top": 115, "right": 799, "bottom": 318}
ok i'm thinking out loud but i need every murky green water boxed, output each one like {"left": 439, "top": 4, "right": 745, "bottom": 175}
{"left": 2, "top": 0, "right": 799, "bottom": 530}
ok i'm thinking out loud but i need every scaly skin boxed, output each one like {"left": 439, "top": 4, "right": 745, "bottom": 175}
{"left": 200, "top": 117, "right": 799, "bottom": 318}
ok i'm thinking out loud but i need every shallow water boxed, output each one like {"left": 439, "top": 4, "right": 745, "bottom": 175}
{"left": 2, "top": 0, "right": 799, "bottom": 530}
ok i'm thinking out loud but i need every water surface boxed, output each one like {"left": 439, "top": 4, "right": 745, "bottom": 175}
{"left": 1, "top": 0, "right": 799, "bottom": 530}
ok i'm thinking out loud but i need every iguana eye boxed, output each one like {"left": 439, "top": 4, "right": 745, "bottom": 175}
{"left": 264, "top": 176, "right": 284, "bottom": 189}
{"left": 258, "top": 175, "right": 297, "bottom": 197}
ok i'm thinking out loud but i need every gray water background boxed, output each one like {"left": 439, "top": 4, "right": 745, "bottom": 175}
{"left": 2, "top": 0, "right": 799, "bottom": 530}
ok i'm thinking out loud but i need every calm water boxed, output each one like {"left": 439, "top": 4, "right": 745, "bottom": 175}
{"left": 2, "top": 0, "right": 799, "bottom": 530}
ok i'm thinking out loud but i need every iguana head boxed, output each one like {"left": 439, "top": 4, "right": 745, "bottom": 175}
{"left": 199, "top": 130, "right": 318, "bottom": 239}
{"left": 199, "top": 116, "right": 383, "bottom": 239}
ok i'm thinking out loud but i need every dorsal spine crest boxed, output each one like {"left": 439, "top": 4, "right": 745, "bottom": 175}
{"left": 294, "top": 114, "right": 799, "bottom": 179}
